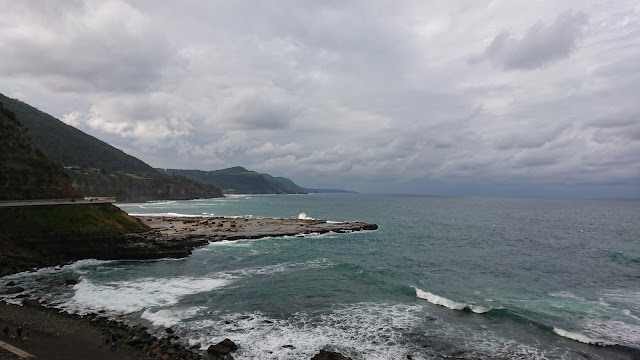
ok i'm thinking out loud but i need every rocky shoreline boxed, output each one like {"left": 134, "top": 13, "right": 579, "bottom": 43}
{"left": 1, "top": 215, "right": 377, "bottom": 276}
{"left": 1, "top": 298, "right": 356, "bottom": 359}
{"left": 1, "top": 216, "right": 375, "bottom": 359}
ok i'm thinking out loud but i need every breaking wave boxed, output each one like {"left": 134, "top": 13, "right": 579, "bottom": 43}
{"left": 553, "top": 328, "right": 610, "bottom": 346}
{"left": 414, "top": 287, "right": 490, "bottom": 313}
{"left": 298, "top": 212, "right": 315, "bottom": 220}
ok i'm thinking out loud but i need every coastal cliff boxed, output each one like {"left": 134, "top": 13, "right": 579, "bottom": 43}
{"left": 0, "top": 101, "right": 80, "bottom": 200}
{"left": 0, "top": 93, "right": 223, "bottom": 201}
{"left": 0, "top": 203, "right": 154, "bottom": 275}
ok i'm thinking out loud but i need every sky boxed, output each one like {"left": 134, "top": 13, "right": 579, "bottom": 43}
{"left": 0, "top": 1, "right": 639, "bottom": 197}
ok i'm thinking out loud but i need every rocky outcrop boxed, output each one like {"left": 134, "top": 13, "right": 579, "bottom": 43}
{"left": 1, "top": 211, "right": 378, "bottom": 277}
{"left": 0, "top": 230, "right": 208, "bottom": 276}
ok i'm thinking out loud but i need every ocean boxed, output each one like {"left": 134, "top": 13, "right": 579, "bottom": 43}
{"left": 2, "top": 194, "right": 639, "bottom": 359}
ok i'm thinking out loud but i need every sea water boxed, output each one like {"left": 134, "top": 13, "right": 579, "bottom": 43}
{"left": 2, "top": 194, "right": 639, "bottom": 359}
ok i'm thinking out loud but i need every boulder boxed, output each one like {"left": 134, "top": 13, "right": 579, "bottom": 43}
{"left": 311, "top": 350, "right": 353, "bottom": 360}
{"left": 22, "top": 298, "right": 42, "bottom": 307}
{"left": 125, "top": 337, "right": 145, "bottom": 346}
{"left": 5, "top": 286, "right": 25, "bottom": 294}
{"left": 6, "top": 281, "right": 16, "bottom": 286}
{"left": 207, "top": 338, "right": 238, "bottom": 359}
{"left": 64, "top": 278, "right": 78, "bottom": 285}
{"left": 219, "top": 339, "right": 238, "bottom": 351}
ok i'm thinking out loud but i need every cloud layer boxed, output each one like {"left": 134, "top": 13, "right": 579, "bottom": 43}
{"left": 0, "top": 0, "right": 638, "bottom": 196}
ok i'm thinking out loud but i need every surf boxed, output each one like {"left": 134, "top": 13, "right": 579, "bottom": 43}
{"left": 414, "top": 287, "right": 490, "bottom": 313}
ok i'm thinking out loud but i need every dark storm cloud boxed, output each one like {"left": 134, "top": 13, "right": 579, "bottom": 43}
{"left": 474, "top": 11, "right": 588, "bottom": 70}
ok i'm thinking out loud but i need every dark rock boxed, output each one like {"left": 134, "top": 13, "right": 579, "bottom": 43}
{"left": 5, "top": 286, "right": 25, "bottom": 294}
{"left": 282, "top": 344, "right": 295, "bottom": 349}
{"left": 207, "top": 338, "right": 238, "bottom": 359}
{"left": 208, "top": 344, "right": 231, "bottom": 356}
{"left": 165, "top": 327, "right": 174, "bottom": 334}
{"left": 219, "top": 338, "right": 238, "bottom": 351}
{"left": 22, "top": 298, "right": 42, "bottom": 307}
{"left": 311, "top": 350, "right": 353, "bottom": 360}
{"left": 6, "top": 281, "right": 16, "bottom": 286}
{"left": 64, "top": 278, "right": 78, "bottom": 285}
{"left": 125, "top": 337, "right": 145, "bottom": 346}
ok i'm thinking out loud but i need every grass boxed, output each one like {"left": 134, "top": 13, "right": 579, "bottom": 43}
{"left": 0, "top": 203, "right": 149, "bottom": 239}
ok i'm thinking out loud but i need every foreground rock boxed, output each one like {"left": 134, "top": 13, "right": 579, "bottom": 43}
{"left": 207, "top": 338, "right": 238, "bottom": 359}
{"left": 311, "top": 349, "right": 353, "bottom": 360}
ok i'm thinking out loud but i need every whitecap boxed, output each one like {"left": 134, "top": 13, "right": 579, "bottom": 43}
{"left": 548, "top": 291, "right": 585, "bottom": 301}
{"left": 414, "top": 287, "right": 490, "bottom": 313}
{"left": 553, "top": 328, "right": 610, "bottom": 346}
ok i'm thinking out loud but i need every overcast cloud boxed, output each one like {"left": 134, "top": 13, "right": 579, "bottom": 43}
{"left": 1, "top": 0, "right": 638, "bottom": 197}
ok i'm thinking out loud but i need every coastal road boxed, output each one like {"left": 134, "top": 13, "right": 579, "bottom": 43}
{"left": 0, "top": 198, "right": 114, "bottom": 208}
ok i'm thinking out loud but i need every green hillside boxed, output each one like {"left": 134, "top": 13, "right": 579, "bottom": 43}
{"left": 0, "top": 93, "right": 223, "bottom": 201}
{"left": 0, "top": 100, "right": 81, "bottom": 200}
{"left": 0, "top": 93, "right": 153, "bottom": 173}
{"left": 157, "top": 166, "right": 308, "bottom": 194}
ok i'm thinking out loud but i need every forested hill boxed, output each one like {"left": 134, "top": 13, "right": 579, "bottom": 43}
{"left": 157, "top": 167, "right": 308, "bottom": 194}
{"left": 0, "top": 100, "right": 80, "bottom": 200}
{"left": 0, "top": 93, "right": 153, "bottom": 173}
{"left": 0, "top": 93, "right": 223, "bottom": 201}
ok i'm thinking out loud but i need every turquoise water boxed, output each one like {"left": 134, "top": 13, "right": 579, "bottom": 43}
{"left": 2, "top": 194, "right": 639, "bottom": 359}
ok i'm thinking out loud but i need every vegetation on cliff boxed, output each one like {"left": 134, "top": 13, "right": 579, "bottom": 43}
{"left": 0, "top": 93, "right": 223, "bottom": 201}
{"left": 0, "top": 203, "right": 151, "bottom": 275}
{"left": 0, "top": 100, "right": 81, "bottom": 200}
{"left": 0, "top": 203, "right": 149, "bottom": 238}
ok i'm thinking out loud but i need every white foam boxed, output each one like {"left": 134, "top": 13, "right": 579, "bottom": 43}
{"left": 231, "top": 259, "right": 332, "bottom": 277}
{"left": 141, "top": 307, "right": 206, "bottom": 327}
{"left": 61, "top": 275, "right": 233, "bottom": 315}
{"left": 186, "top": 302, "right": 425, "bottom": 360}
{"left": 298, "top": 212, "right": 315, "bottom": 220}
{"left": 548, "top": 291, "right": 585, "bottom": 301}
{"left": 623, "top": 309, "right": 640, "bottom": 322}
{"left": 414, "top": 287, "right": 490, "bottom": 313}
{"left": 585, "top": 319, "right": 640, "bottom": 347}
{"left": 553, "top": 328, "right": 609, "bottom": 346}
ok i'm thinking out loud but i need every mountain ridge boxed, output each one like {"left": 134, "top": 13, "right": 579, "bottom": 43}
{"left": 0, "top": 93, "right": 223, "bottom": 201}
{"left": 157, "top": 166, "right": 357, "bottom": 194}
